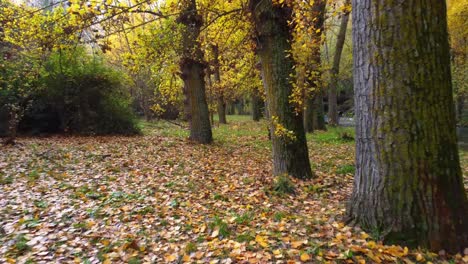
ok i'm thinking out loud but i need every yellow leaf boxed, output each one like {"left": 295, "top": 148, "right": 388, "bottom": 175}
{"left": 367, "top": 241, "right": 376, "bottom": 249}
{"left": 360, "top": 232, "right": 370, "bottom": 239}
{"left": 165, "top": 254, "right": 177, "bottom": 262}
{"left": 415, "top": 253, "right": 424, "bottom": 262}
{"left": 255, "top": 235, "right": 269, "bottom": 248}
{"left": 195, "top": 251, "right": 204, "bottom": 259}
{"left": 291, "top": 240, "right": 305, "bottom": 249}
{"left": 211, "top": 229, "right": 219, "bottom": 238}
{"left": 182, "top": 254, "right": 190, "bottom": 262}
{"left": 300, "top": 253, "right": 311, "bottom": 262}
{"left": 403, "top": 247, "right": 409, "bottom": 256}
{"left": 273, "top": 249, "right": 281, "bottom": 255}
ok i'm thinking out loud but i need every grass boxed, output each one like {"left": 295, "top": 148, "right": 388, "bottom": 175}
{"left": 336, "top": 164, "right": 356, "bottom": 175}
{"left": 139, "top": 115, "right": 356, "bottom": 151}
{"left": 308, "top": 126, "right": 355, "bottom": 144}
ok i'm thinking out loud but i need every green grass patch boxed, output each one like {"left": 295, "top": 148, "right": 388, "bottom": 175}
{"left": 336, "top": 164, "right": 355, "bottom": 175}
{"left": 209, "top": 216, "right": 230, "bottom": 238}
{"left": 309, "top": 126, "right": 355, "bottom": 144}
{"left": 0, "top": 173, "right": 13, "bottom": 185}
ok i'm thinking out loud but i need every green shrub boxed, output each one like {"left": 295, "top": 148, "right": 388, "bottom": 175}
{"left": 2, "top": 47, "right": 140, "bottom": 136}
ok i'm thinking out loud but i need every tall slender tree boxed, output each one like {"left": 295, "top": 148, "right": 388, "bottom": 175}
{"left": 211, "top": 44, "right": 227, "bottom": 124}
{"left": 347, "top": 0, "right": 467, "bottom": 252}
{"left": 178, "top": 0, "right": 213, "bottom": 144}
{"left": 303, "top": 0, "right": 327, "bottom": 133}
{"left": 327, "top": 0, "right": 350, "bottom": 126}
{"left": 250, "top": 0, "right": 313, "bottom": 179}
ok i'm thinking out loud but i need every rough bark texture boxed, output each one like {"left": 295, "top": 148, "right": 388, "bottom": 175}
{"left": 250, "top": 0, "right": 313, "bottom": 179}
{"left": 304, "top": 0, "right": 327, "bottom": 133}
{"left": 347, "top": 0, "right": 468, "bottom": 252}
{"left": 211, "top": 44, "right": 227, "bottom": 124}
{"left": 178, "top": 0, "right": 212, "bottom": 144}
{"left": 328, "top": 0, "right": 350, "bottom": 126}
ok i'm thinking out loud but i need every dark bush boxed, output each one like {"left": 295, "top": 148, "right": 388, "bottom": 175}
{"left": 5, "top": 48, "right": 140, "bottom": 136}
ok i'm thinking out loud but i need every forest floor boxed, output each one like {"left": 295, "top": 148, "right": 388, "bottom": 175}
{"left": 0, "top": 115, "right": 467, "bottom": 264}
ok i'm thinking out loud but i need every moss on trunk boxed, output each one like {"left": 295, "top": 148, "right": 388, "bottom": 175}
{"left": 250, "top": 0, "right": 313, "bottom": 179}
{"left": 348, "top": 0, "right": 467, "bottom": 253}
{"left": 178, "top": 0, "right": 212, "bottom": 144}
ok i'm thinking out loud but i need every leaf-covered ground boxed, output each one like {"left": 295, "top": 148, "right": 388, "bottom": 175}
{"left": 1, "top": 116, "right": 467, "bottom": 264}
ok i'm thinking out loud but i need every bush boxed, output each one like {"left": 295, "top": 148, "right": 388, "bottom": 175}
{"left": 7, "top": 48, "right": 140, "bottom": 136}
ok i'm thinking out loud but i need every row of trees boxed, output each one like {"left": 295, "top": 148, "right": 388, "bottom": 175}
{"left": 1, "top": 0, "right": 466, "bottom": 253}
{"left": 177, "top": 0, "right": 468, "bottom": 252}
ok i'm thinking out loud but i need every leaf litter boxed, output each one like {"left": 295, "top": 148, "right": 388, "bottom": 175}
{"left": 0, "top": 120, "right": 467, "bottom": 264}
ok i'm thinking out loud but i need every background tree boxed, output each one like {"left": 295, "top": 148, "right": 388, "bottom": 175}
{"left": 296, "top": 0, "right": 327, "bottom": 133}
{"left": 178, "top": 0, "right": 212, "bottom": 144}
{"left": 447, "top": 0, "right": 468, "bottom": 125}
{"left": 327, "top": 0, "right": 350, "bottom": 126}
{"left": 250, "top": 0, "right": 313, "bottom": 179}
{"left": 347, "top": 0, "right": 467, "bottom": 252}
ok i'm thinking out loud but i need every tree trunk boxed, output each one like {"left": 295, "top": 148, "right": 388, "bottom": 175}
{"left": 252, "top": 89, "right": 263, "bottom": 121}
{"left": 250, "top": 0, "right": 313, "bottom": 179}
{"left": 304, "top": 0, "right": 326, "bottom": 133}
{"left": 211, "top": 44, "right": 227, "bottom": 124}
{"left": 328, "top": 0, "right": 350, "bottom": 126}
{"left": 347, "top": 0, "right": 467, "bottom": 253}
{"left": 303, "top": 98, "right": 314, "bottom": 133}
{"left": 178, "top": 0, "right": 212, "bottom": 144}
{"left": 313, "top": 94, "right": 326, "bottom": 130}
{"left": 4, "top": 107, "right": 19, "bottom": 146}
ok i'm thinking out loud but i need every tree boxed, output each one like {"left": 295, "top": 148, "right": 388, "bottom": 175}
{"left": 447, "top": 0, "right": 468, "bottom": 125}
{"left": 250, "top": 0, "right": 313, "bottom": 179}
{"left": 251, "top": 87, "right": 264, "bottom": 121}
{"left": 347, "top": 0, "right": 468, "bottom": 252}
{"left": 210, "top": 44, "right": 227, "bottom": 124}
{"left": 302, "top": 0, "right": 327, "bottom": 133}
{"left": 327, "top": 0, "right": 350, "bottom": 126}
{"left": 178, "top": 0, "right": 213, "bottom": 144}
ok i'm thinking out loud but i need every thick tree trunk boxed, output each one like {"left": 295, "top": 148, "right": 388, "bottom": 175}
{"left": 304, "top": 0, "right": 326, "bottom": 133}
{"left": 328, "top": 0, "right": 350, "bottom": 126}
{"left": 347, "top": 0, "right": 467, "bottom": 252}
{"left": 211, "top": 44, "right": 227, "bottom": 124}
{"left": 178, "top": 0, "right": 212, "bottom": 144}
{"left": 250, "top": 0, "right": 313, "bottom": 179}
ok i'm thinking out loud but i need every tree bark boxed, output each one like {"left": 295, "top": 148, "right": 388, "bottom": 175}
{"left": 328, "top": 0, "right": 350, "bottom": 126}
{"left": 304, "top": 0, "right": 326, "bottom": 133}
{"left": 211, "top": 44, "right": 227, "bottom": 124}
{"left": 178, "top": 0, "right": 212, "bottom": 144}
{"left": 250, "top": 0, "right": 313, "bottom": 179}
{"left": 347, "top": 0, "right": 467, "bottom": 252}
